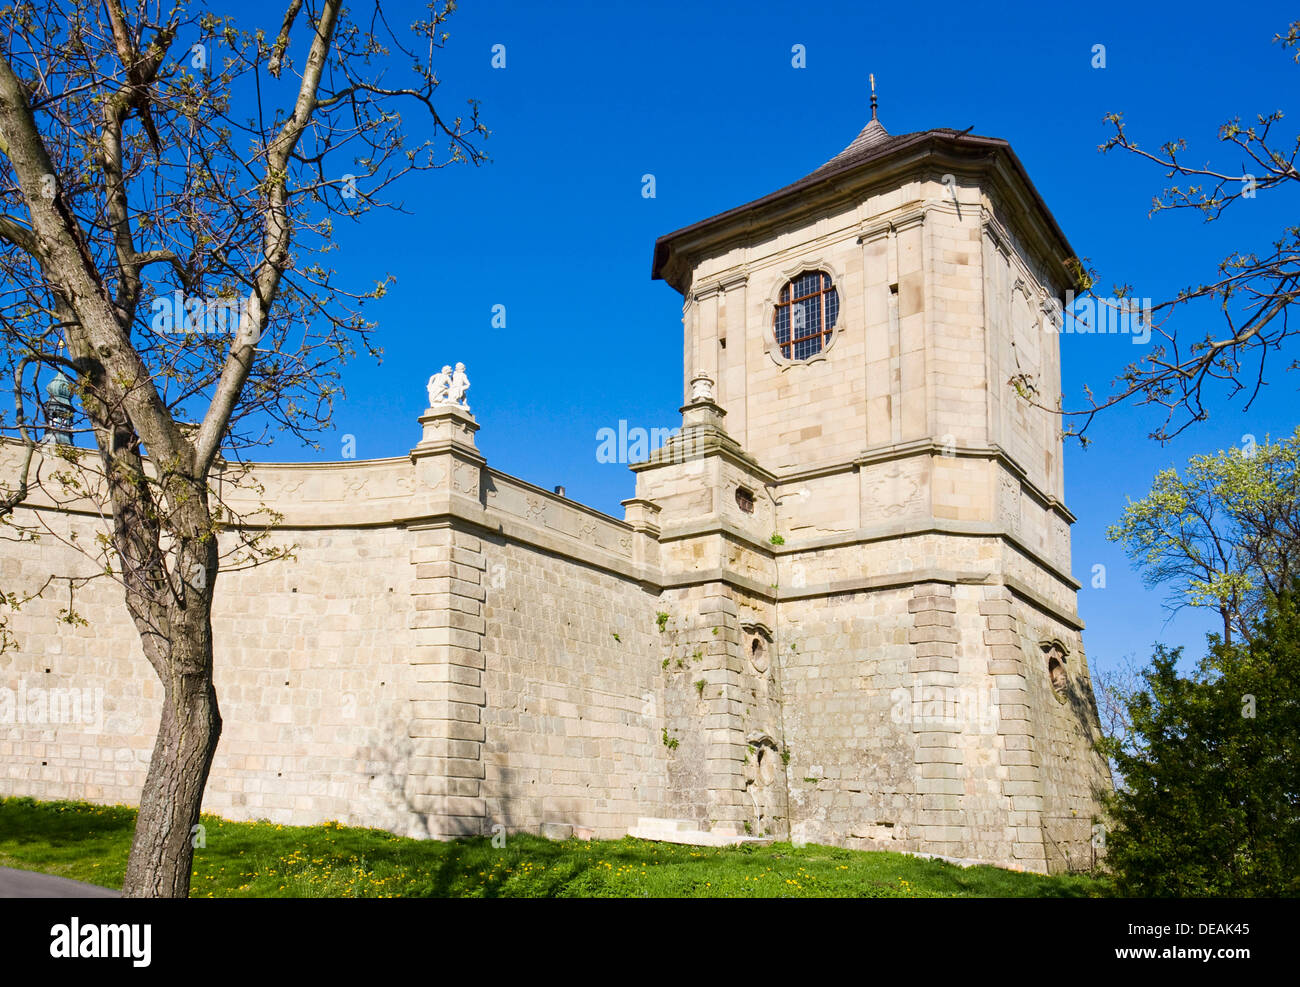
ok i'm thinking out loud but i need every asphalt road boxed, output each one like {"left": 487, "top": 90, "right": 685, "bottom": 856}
{"left": 0, "top": 867, "right": 118, "bottom": 898}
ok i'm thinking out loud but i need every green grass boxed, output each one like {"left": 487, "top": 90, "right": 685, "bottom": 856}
{"left": 0, "top": 796, "right": 1102, "bottom": 898}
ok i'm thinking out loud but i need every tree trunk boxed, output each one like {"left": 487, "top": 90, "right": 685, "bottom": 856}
{"left": 122, "top": 658, "right": 222, "bottom": 898}
{"left": 119, "top": 518, "right": 223, "bottom": 899}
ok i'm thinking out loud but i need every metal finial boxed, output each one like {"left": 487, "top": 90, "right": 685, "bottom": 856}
{"left": 869, "top": 74, "right": 878, "bottom": 121}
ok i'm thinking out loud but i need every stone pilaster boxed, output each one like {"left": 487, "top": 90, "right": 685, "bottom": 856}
{"left": 906, "top": 581, "right": 967, "bottom": 855}
{"left": 405, "top": 404, "right": 489, "bottom": 838}
{"left": 698, "top": 588, "right": 747, "bottom": 833}
{"left": 981, "top": 585, "right": 1047, "bottom": 868}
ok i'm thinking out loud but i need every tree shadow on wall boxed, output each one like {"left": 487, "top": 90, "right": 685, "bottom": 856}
{"left": 355, "top": 719, "right": 443, "bottom": 840}
{"left": 360, "top": 724, "right": 542, "bottom": 844}
{"left": 1065, "top": 679, "right": 1101, "bottom": 740}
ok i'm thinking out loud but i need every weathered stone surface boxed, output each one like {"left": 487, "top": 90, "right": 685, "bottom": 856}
{"left": 0, "top": 112, "right": 1112, "bottom": 876}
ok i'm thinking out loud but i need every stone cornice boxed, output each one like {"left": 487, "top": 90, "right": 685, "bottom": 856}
{"left": 660, "top": 564, "right": 1082, "bottom": 630}
{"left": 653, "top": 133, "right": 1079, "bottom": 296}
{"left": 657, "top": 514, "right": 1081, "bottom": 593}
{"left": 398, "top": 494, "right": 657, "bottom": 590}
{"left": 691, "top": 269, "right": 750, "bottom": 300}
{"left": 628, "top": 400, "right": 775, "bottom": 483}
{"left": 482, "top": 466, "right": 633, "bottom": 532}
{"left": 656, "top": 517, "right": 777, "bottom": 551}
{"left": 759, "top": 438, "right": 1076, "bottom": 525}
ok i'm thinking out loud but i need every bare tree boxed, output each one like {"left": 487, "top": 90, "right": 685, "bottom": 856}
{"left": 1014, "top": 22, "right": 1300, "bottom": 446}
{"left": 1092, "top": 653, "right": 1145, "bottom": 767}
{"left": 0, "top": 0, "right": 485, "bottom": 897}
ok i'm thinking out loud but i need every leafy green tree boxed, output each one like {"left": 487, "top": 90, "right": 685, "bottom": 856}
{"left": 1108, "top": 430, "right": 1300, "bottom": 644}
{"left": 1099, "top": 587, "right": 1300, "bottom": 896}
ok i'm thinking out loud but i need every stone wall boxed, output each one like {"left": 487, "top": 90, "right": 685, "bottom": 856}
{"left": 0, "top": 505, "right": 420, "bottom": 834}
{"left": 1, "top": 113, "right": 1114, "bottom": 874}
{"left": 0, "top": 420, "right": 669, "bottom": 842}
{"left": 477, "top": 534, "right": 664, "bottom": 838}
{"left": 0, "top": 395, "right": 1110, "bottom": 872}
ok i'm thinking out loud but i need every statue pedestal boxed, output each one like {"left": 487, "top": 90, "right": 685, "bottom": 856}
{"left": 413, "top": 403, "right": 480, "bottom": 455}
{"left": 409, "top": 403, "right": 485, "bottom": 502}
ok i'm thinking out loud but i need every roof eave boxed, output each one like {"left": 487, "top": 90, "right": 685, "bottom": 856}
{"left": 651, "top": 132, "right": 1080, "bottom": 297}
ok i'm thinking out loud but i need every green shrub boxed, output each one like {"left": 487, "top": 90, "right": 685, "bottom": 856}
{"left": 1099, "top": 584, "right": 1300, "bottom": 896}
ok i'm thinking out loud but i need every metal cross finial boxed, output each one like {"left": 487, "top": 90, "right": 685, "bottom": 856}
{"left": 869, "top": 74, "right": 878, "bottom": 121}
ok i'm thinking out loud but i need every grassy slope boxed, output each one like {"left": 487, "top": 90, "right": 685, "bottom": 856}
{"left": 0, "top": 797, "right": 1101, "bottom": 898}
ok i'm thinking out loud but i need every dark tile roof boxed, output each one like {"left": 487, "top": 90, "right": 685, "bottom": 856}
{"left": 651, "top": 117, "right": 1076, "bottom": 290}
{"left": 809, "top": 117, "right": 899, "bottom": 173}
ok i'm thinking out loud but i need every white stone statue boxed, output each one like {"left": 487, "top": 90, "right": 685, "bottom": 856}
{"left": 449, "top": 362, "right": 471, "bottom": 410}
{"left": 427, "top": 365, "right": 452, "bottom": 407}
{"left": 690, "top": 369, "right": 714, "bottom": 403}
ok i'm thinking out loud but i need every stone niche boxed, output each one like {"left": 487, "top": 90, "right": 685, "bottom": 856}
{"left": 739, "top": 622, "right": 787, "bottom": 837}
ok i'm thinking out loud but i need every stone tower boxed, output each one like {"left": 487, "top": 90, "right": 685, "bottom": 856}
{"left": 636, "top": 109, "right": 1112, "bottom": 870}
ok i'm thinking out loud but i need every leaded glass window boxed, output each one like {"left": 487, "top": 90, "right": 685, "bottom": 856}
{"left": 773, "top": 271, "right": 839, "bottom": 360}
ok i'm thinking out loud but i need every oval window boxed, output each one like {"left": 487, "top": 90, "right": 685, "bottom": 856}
{"left": 774, "top": 271, "right": 840, "bottom": 360}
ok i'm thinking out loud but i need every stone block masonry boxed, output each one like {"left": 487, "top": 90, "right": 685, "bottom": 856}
{"left": 0, "top": 390, "right": 1109, "bottom": 870}
{"left": 906, "top": 582, "right": 966, "bottom": 857}
{"left": 0, "top": 111, "right": 1113, "bottom": 873}
{"left": 407, "top": 524, "right": 488, "bottom": 838}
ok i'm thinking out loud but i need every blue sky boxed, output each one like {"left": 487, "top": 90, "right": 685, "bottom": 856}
{"left": 209, "top": 2, "right": 1300, "bottom": 675}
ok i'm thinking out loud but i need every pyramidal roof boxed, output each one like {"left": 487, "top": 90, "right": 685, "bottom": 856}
{"left": 816, "top": 79, "right": 896, "bottom": 169}
{"left": 818, "top": 116, "right": 894, "bottom": 167}
{"left": 650, "top": 109, "right": 1079, "bottom": 293}
{"left": 800, "top": 118, "right": 989, "bottom": 182}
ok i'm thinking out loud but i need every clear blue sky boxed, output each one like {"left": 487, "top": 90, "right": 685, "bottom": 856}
{"left": 234, "top": 2, "right": 1300, "bottom": 675}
